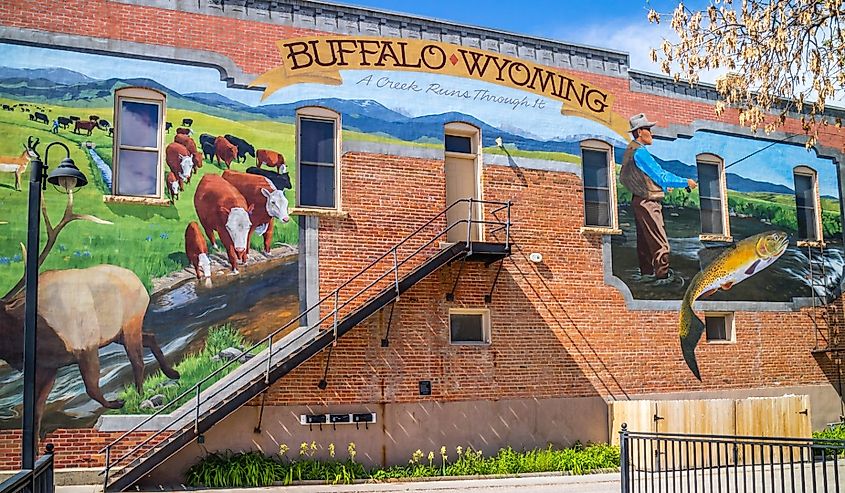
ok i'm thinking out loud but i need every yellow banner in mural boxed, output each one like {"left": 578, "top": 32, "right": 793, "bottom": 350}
{"left": 251, "top": 36, "right": 627, "bottom": 133}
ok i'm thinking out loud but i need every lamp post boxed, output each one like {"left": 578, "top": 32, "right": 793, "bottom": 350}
{"left": 22, "top": 139, "right": 87, "bottom": 469}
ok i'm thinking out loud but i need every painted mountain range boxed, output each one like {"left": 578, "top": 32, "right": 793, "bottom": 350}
{"left": 0, "top": 67, "right": 800, "bottom": 195}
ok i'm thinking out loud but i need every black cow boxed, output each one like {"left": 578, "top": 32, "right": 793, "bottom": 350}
{"left": 98, "top": 119, "right": 110, "bottom": 129}
{"left": 246, "top": 166, "right": 292, "bottom": 190}
{"left": 165, "top": 122, "right": 173, "bottom": 133}
{"left": 1, "top": 104, "right": 10, "bottom": 111}
{"left": 69, "top": 115, "right": 80, "bottom": 121}
{"left": 201, "top": 140, "right": 216, "bottom": 163}
{"left": 57, "top": 116, "right": 72, "bottom": 129}
{"left": 32, "top": 112, "right": 49, "bottom": 124}
{"left": 181, "top": 118, "right": 193, "bottom": 127}
{"left": 108, "top": 127, "right": 114, "bottom": 137}
{"left": 224, "top": 134, "right": 255, "bottom": 163}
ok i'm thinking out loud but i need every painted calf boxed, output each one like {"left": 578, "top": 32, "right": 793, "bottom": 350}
{"left": 185, "top": 221, "right": 211, "bottom": 280}
{"left": 174, "top": 133, "right": 203, "bottom": 170}
{"left": 165, "top": 142, "right": 194, "bottom": 189}
{"left": 194, "top": 174, "right": 253, "bottom": 273}
{"left": 165, "top": 171, "right": 180, "bottom": 201}
{"left": 214, "top": 136, "right": 238, "bottom": 169}
{"left": 176, "top": 127, "right": 192, "bottom": 135}
{"left": 222, "top": 170, "right": 290, "bottom": 255}
{"left": 255, "top": 149, "right": 285, "bottom": 171}
{"left": 224, "top": 134, "right": 255, "bottom": 163}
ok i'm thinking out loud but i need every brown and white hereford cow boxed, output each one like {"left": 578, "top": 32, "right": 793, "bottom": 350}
{"left": 194, "top": 174, "right": 253, "bottom": 273}
{"left": 165, "top": 142, "right": 194, "bottom": 189}
{"left": 222, "top": 170, "right": 290, "bottom": 255}
{"left": 255, "top": 149, "right": 285, "bottom": 172}
{"left": 214, "top": 136, "right": 238, "bottom": 169}
{"left": 185, "top": 221, "right": 211, "bottom": 279}
{"left": 175, "top": 127, "right": 192, "bottom": 135}
{"left": 174, "top": 133, "right": 203, "bottom": 170}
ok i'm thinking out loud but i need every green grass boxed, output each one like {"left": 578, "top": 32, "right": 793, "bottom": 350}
{"left": 184, "top": 442, "right": 619, "bottom": 487}
{"left": 112, "top": 324, "right": 267, "bottom": 415}
{"left": 0, "top": 98, "right": 298, "bottom": 294}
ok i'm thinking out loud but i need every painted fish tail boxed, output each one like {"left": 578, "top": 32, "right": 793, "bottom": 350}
{"left": 679, "top": 299, "right": 705, "bottom": 381}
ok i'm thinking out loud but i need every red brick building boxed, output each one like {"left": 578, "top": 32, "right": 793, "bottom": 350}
{"left": 0, "top": 0, "right": 843, "bottom": 489}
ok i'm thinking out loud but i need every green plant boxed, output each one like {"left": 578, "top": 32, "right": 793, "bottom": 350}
{"left": 812, "top": 423, "right": 845, "bottom": 457}
{"left": 111, "top": 324, "right": 265, "bottom": 414}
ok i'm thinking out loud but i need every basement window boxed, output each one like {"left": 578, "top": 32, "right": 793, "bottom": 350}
{"left": 449, "top": 309, "right": 490, "bottom": 345}
{"left": 794, "top": 166, "right": 822, "bottom": 243}
{"left": 705, "top": 313, "right": 734, "bottom": 343}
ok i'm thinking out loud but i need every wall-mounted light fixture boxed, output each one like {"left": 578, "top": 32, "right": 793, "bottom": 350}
{"left": 528, "top": 252, "right": 543, "bottom": 263}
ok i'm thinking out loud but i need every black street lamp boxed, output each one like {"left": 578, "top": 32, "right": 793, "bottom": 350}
{"left": 22, "top": 139, "right": 87, "bottom": 469}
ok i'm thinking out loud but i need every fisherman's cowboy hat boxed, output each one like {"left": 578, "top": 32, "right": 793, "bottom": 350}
{"left": 629, "top": 113, "right": 657, "bottom": 133}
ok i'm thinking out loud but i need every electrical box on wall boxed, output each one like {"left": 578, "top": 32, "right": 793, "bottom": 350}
{"left": 300, "top": 413, "right": 377, "bottom": 426}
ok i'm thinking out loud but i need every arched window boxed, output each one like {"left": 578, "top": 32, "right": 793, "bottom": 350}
{"left": 580, "top": 139, "right": 617, "bottom": 230}
{"left": 793, "top": 165, "right": 822, "bottom": 243}
{"left": 296, "top": 106, "right": 341, "bottom": 210}
{"left": 696, "top": 153, "right": 730, "bottom": 239}
{"left": 112, "top": 87, "right": 166, "bottom": 198}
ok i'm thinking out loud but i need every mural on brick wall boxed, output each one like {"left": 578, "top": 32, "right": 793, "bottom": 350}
{"left": 0, "top": 36, "right": 840, "bottom": 432}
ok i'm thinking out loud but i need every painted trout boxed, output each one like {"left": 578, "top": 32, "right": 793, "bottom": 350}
{"left": 679, "top": 231, "right": 789, "bottom": 380}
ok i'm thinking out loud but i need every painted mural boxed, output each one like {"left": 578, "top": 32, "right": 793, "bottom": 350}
{"left": 0, "top": 35, "right": 841, "bottom": 432}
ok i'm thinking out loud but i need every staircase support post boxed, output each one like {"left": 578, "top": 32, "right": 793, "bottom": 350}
{"left": 265, "top": 335, "right": 272, "bottom": 385}
{"left": 466, "top": 198, "right": 473, "bottom": 256}
{"left": 333, "top": 290, "right": 339, "bottom": 346}
{"left": 393, "top": 247, "right": 400, "bottom": 299}
{"left": 194, "top": 387, "right": 200, "bottom": 433}
{"left": 103, "top": 446, "right": 110, "bottom": 490}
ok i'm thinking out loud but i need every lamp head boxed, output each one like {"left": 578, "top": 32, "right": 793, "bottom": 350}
{"left": 47, "top": 157, "right": 88, "bottom": 193}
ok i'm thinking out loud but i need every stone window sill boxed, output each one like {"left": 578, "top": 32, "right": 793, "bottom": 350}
{"left": 103, "top": 195, "right": 171, "bottom": 206}
{"left": 289, "top": 207, "right": 349, "bottom": 219}
{"left": 699, "top": 234, "right": 733, "bottom": 243}
{"left": 580, "top": 226, "right": 622, "bottom": 236}
{"left": 797, "top": 240, "right": 825, "bottom": 248}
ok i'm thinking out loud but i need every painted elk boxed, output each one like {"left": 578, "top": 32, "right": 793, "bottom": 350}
{"left": 0, "top": 137, "right": 179, "bottom": 437}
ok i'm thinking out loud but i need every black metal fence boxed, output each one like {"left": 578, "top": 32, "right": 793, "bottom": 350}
{"left": 620, "top": 424, "right": 845, "bottom": 493}
{"left": 0, "top": 445, "right": 55, "bottom": 493}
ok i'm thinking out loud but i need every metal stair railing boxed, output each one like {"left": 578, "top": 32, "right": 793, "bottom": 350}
{"left": 99, "top": 198, "right": 511, "bottom": 487}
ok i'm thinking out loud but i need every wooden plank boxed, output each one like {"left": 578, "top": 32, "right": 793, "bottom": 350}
{"left": 656, "top": 398, "right": 736, "bottom": 470}
{"left": 735, "top": 395, "right": 812, "bottom": 464}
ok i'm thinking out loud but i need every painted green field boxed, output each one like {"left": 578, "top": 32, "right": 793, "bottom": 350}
{"left": 0, "top": 98, "right": 299, "bottom": 293}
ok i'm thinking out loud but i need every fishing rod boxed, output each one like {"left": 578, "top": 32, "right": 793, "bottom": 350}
{"left": 682, "top": 133, "right": 800, "bottom": 193}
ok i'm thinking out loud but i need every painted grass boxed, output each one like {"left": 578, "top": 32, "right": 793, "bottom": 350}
{"left": 483, "top": 146, "right": 581, "bottom": 163}
{"left": 185, "top": 442, "right": 620, "bottom": 487}
{"left": 112, "top": 324, "right": 267, "bottom": 415}
{"left": 0, "top": 99, "right": 298, "bottom": 293}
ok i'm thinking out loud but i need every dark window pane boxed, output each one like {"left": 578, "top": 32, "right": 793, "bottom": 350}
{"left": 450, "top": 313, "right": 485, "bottom": 343}
{"left": 119, "top": 101, "right": 159, "bottom": 148}
{"left": 794, "top": 173, "right": 818, "bottom": 240}
{"left": 705, "top": 315, "right": 728, "bottom": 341}
{"left": 300, "top": 118, "right": 335, "bottom": 164}
{"left": 585, "top": 201, "right": 610, "bottom": 227}
{"left": 697, "top": 162, "right": 721, "bottom": 199}
{"left": 299, "top": 164, "right": 335, "bottom": 208}
{"left": 697, "top": 162, "right": 723, "bottom": 234}
{"left": 700, "top": 197, "right": 723, "bottom": 234}
{"left": 582, "top": 149, "right": 609, "bottom": 188}
{"left": 116, "top": 149, "right": 158, "bottom": 196}
{"left": 445, "top": 134, "right": 472, "bottom": 154}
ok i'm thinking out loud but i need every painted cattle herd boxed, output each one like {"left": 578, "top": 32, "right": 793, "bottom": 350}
{"left": 7, "top": 99, "right": 292, "bottom": 280}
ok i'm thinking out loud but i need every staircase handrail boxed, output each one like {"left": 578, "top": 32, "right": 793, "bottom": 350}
{"left": 99, "top": 198, "right": 510, "bottom": 482}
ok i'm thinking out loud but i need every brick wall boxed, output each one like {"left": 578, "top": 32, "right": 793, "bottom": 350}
{"left": 0, "top": 0, "right": 842, "bottom": 472}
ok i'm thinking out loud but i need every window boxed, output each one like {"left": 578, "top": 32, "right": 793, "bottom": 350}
{"left": 112, "top": 87, "right": 166, "bottom": 198}
{"left": 580, "top": 140, "right": 618, "bottom": 231}
{"left": 296, "top": 107, "right": 341, "bottom": 210}
{"left": 705, "top": 313, "right": 734, "bottom": 343}
{"left": 794, "top": 166, "right": 822, "bottom": 243}
{"left": 444, "top": 122, "right": 482, "bottom": 242}
{"left": 696, "top": 153, "right": 729, "bottom": 238}
{"left": 449, "top": 309, "right": 491, "bottom": 344}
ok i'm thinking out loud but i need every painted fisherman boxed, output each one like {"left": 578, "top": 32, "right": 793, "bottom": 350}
{"left": 619, "top": 113, "right": 697, "bottom": 281}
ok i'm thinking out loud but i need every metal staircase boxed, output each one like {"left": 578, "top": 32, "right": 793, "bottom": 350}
{"left": 99, "top": 198, "right": 511, "bottom": 491}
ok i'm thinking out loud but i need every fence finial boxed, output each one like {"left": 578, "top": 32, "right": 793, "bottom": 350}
{"left": 621, "top": 422, "right": 628, "bottom": 431}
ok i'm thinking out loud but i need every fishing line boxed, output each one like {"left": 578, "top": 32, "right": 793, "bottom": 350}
{"left": 724, "top": 133, "right": 799, "bottom": 170}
